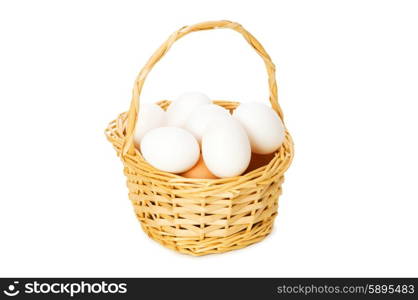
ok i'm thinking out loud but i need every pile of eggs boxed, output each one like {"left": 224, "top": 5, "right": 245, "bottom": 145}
{"left": 134, "top": 92, "right": 285, "bottom": 179}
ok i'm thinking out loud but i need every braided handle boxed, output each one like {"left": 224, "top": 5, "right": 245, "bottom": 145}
{"left": 122, "top": 20, "right": 283, "bottom": 156}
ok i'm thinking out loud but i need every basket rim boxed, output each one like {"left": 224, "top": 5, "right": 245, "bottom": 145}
{"left": 105, "top": 100, "right": 294, "bottom": 192}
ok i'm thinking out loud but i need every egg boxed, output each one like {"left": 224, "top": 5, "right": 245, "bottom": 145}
{"left": 245, "top": 153, "right": 276, "bottom": 173}
{"left": 140, "top": 127, "right": 200, "bottom": 173}
{"left": 180, "top": 156, "right": 218, "bottom": 179}
{"left": 133, "top": 103, "right": 166, "bottom": 147}
{"left": 184, "top": 104, "right": 231, "bottom": 143}
{"left": 233, "top": 103, "right": 285, "bottom": 154}
{"left": 166, "top": 92, "right": 211, "bottom": 127}
{"left": 202, "top": 119, "right": 251, "bottom": 178}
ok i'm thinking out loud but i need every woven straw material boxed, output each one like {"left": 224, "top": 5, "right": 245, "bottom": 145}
{"left": 105, "top": 20, "right": 294, "bottom": 256}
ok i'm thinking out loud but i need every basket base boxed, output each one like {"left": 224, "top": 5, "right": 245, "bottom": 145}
{"left": 140, "top": 215, "right": 276, "bottom": 256}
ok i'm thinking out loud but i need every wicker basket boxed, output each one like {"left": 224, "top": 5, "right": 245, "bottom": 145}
{"left": 105, "top": 20, "right": 294, "bottom": 256}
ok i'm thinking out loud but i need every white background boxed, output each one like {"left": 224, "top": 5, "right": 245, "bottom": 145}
{"left": 1, "top": 0, "right": 417, "bottom": 277}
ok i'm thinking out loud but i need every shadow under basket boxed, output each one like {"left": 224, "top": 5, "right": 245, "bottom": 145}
{"left": 105, "top": 20, "right": 294, "bottom": 256}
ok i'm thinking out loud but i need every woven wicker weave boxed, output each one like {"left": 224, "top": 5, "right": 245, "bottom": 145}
{"left": 105, "top": 20, "right": 294, "bottom": 256}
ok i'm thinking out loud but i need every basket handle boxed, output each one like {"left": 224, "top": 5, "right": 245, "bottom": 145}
{"left": 123, "top": 20, "right": 283, "bottom": 156}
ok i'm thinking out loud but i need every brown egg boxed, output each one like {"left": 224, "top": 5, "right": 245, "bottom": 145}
{"left": 180, "top": 156, "right": 218, "bottom": 179}
{"left": 245, "top": 153, "right": 275, "bottom": 173}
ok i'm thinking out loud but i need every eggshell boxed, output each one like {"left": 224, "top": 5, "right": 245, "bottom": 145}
{"left": 140, "top": 126, "right": 199, "bottom": 173}
{"left": 180, "top": 156, "right": 218, "bottom": 179}
{"left": 184, "top": 104, "right": 231, "bottom": 143}
{"left": 245, "top": 153, "right": 275, "bottom": 173}
{"left": 202, "top": 119, "right": 251, "bottom": 178}
{"left": 166, "top": 92, "right": 211, "bottom": 127}
{"left": 233, "top": 103, "right": 285, "bottom": 154}
{"left": 133, "top": 103, "right": 166, "bottom": 147}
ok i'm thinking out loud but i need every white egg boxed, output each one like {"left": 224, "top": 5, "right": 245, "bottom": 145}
{"left": 133, "top": 103, "right": 165, "bottom": 147}
{"left": 184, "top": 104, "right": 231, "bottom": 143}
{"left": 166, "top": 92, "right": 211, "bottom": 127}
{"left": 233, "top": 103, "right": 285, "bottom": 154}
{"left": 140, "top": 127, "right": 199, "bottom": 173}
{"left": 202, "top": 119, "right": 251, "bottom": 178}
